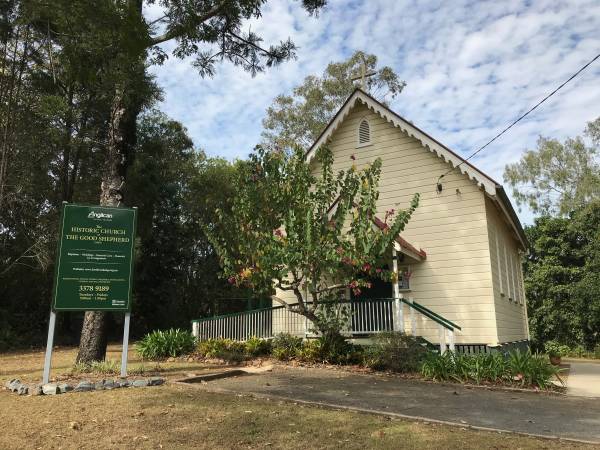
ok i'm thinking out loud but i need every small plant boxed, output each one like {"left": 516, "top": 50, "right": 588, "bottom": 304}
{"left": 137, "top": 328, "right": 196, "bottom": 360}
{"left": 421, "top": 349, "right": 563, "bottom": 389}
{"left": 363, "top": 332, "right": 427, "bottom": 373}
{"left": 244, "top": 336, "right": 272, "bottom": 357}
{"left": 197, "top": 338, "right": 246, "bottom": 362}
{"left": 420, "top": 351, "right": 457, "bottom": 381}
{"left": 72, "top": 359, "right": 119, "bottom": 375}
{"left": 271, "top": 333, "right": 303, "bottom": 361}
{"left": 296, "top": 339, "right": 325, "bottom": 363}
{"left": 544, "top": 340, "right": 569, "bottom": 358}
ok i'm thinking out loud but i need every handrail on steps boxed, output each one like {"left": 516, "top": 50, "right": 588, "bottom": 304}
{"left": 400, "top": 298, "right": 461, "bottom": 331}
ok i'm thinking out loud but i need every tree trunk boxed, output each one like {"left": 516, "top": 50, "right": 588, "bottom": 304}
{"left": 76, "top": 86, "right": 132, "bottom": 363}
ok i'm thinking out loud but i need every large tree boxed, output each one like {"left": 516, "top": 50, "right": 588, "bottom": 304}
{"left": 504, "top": 117, "right": 600, "bottom": 216}
{"left": 207, "top": 145, "right": 419, "bottom": 343}
{"left": 262, "top": 51, "right": 405, "bottom": 150}
{"left": 523, "top": 200, "right": 600, "bottom": 349}
{"left": 17, "top": 0, "right": 328, "bottom": 362}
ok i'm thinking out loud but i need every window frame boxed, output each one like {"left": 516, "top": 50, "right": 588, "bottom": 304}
{"left": 356, "top": 117, "right": 372, "bottom": 148}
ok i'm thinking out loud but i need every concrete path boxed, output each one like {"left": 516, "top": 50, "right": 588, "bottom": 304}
{"left": 198, "top": 366, "right": 600, "bottom": 443}
{"left": 566, "top": 359, "right": 600, "bottom": 398}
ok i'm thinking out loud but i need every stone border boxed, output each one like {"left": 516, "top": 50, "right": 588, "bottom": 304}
{"left": 4, "top": 377, "right": 165, "bottom": 396}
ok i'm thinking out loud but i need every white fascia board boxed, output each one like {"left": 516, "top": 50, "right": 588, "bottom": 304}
{"left": 306, "top": 90, "right": 498, "bottom": 196}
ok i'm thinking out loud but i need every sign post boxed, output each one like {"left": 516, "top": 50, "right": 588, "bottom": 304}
{"left": 44, "top": 203, "right": 137, "bottom": 383}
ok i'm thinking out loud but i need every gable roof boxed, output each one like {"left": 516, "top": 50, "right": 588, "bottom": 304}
{"left": 305, "top": 88, "right": 528, "bottom": 249}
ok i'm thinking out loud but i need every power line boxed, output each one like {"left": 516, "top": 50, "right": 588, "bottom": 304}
{"left": 437, "top": 52, "right": 600, "bottom": 185}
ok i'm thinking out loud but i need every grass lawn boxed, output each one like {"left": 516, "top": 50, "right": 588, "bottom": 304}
{"left": 0, "top": 346, "right": 594, "bottom": 449}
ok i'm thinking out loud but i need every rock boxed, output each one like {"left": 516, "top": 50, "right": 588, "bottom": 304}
{"left": 132, "top": 379, "right": 149, "bottom": 387}
{"left": 94, "top": 380, "right": 106, "bottom": 390}
{"left": 103, "top": 380, "right": 118, "bottom": 390}
{"left": 17, "top": 385, "right": 28, "bottom": 395}
{"left": 8, "top": 379, "right": 21, "bottom": 392}
{"left": 74, "top": 381, "right": 95, "bottom": 392}
{"left": 68, "top": 421, "right": 81, "bottom": 431}
{"left": 42, "top": 383, "right": 60, "bottom": 395}
{"left": 148, "top": 377, "right": 165, "bottom": 386}
{"left": 117, "top": 379, "right": 130, "bottom": 388}
{"left": 58, "top": 383, "right": 73, "bottom": 393}
{"left": 29, "top": 384, "right": 43, "bottom": 396}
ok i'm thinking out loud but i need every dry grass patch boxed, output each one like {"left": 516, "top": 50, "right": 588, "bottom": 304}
{"left": 0, "top": 347, "right": 595, "bottom": 449}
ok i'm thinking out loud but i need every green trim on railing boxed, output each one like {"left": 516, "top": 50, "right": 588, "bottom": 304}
{"left": 191, "top": 297, "right": 461, "bottom": 332}
{"left": 401, "top": 299, "right": 462, "bottom": 331}
{"left": 398, "top": 299, "right": 456, "bottom": 331}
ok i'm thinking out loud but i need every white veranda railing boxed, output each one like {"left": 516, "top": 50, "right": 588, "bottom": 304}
{"left": 192, "top": 298, "right": 460, "bottom": 351}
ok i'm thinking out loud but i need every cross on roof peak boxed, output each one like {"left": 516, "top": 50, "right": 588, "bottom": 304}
{"left": 350, "top": 59, "right": 376, "bottom": 90}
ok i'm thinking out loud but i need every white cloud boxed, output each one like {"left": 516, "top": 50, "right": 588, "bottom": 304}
{"left": 148, "top": 0, "right": 600, "bottom": 224}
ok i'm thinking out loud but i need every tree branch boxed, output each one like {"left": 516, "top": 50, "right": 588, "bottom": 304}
{"left": 149, "top": 2, "right": 227, "bottom": 47}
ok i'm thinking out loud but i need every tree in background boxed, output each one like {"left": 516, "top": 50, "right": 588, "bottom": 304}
{"left": 17, "top": 0, "right": 328, "bottom": 362}
{"left": 262, "top": 51, "right": 405, "bottom": 150}
{"left": 128, "top": 111, "right": 249, "bottom": 335}
{"left": 207, "top": 145, "right": 418, "bottom": 346}
{"left": 523, "top": 200, "right": 600, "bottom": 350}
{"left": 504, "top": 117, "right": 600, "bottom": 216}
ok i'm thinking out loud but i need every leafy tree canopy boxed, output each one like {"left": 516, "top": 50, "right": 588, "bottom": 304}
{"left": 524, "top": 200, "right": 600, "bottom": 349}
{"left": 261, "top": 51, "right": 405, "bottom": 150}
{"left": 504, "top": 117, "right": 600, "bottom": 216}
{"left": 207, "top": 145, "right": 419, "bottom": 335}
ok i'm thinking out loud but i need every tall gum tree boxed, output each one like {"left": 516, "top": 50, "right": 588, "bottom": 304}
{"left": 25, "top": 0, "right": 328, "bottom": 363}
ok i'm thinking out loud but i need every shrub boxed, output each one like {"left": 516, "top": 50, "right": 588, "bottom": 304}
{"left": 420, "top": 351, "right": 457, "bottom": 381}
{"left": 568, "top": 345, "right": 587, "bottom": 358}
{"left": 137, "top": 328, "right": 195, "bottom": 360}
{"left": 271, "top": 333, "right": 303, "bottom": 361}
{"left": 544, "top": 340, "right": 569, "bottom": 358}
{"left": 594, "top": 344, "right": 600, "bottom": 359}
{"left": 197, "top": 338, "right": 246, "bottom": 362}
{"left": 244, "top": 336, "right": 272, "bottom": 357}
{"left": 421, "top": 349, "right": 563, "bottom": 389}
{"left": 363, "top": 332, "right": 427, "bottom": 373}
{"left": 296, "top": 339, "right": 324, "bottom": 363}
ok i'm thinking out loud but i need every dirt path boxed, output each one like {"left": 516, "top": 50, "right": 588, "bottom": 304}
{"left": 197, "top": 365, "right": 600, "bottom": 444}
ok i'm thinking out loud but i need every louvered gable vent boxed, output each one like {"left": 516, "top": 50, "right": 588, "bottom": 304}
{"left": 358, "top": 119, "right": 371, "bottom": 145}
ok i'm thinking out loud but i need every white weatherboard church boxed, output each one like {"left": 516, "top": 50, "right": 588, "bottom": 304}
{"left": 193, "top": 88, "right": 530, "bottom": 353}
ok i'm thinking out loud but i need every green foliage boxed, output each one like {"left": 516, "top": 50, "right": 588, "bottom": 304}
{"left": 506, "top": 350, "right": 562, "bottom": 389}
{"left": 136, "top": 329, "right": 196, "bottom": 360}
{"left": 362, "top": 332, "right": 427, "bottom": 373}
{"left": 271, "top": 334, "right": 304, "bottom": 361}
{"left": 244, "top": 336, "right": 272, "bottom": 357}
{"left": 72, "top": 359, "right": 119, "bottom": 375}
{"left": 262, "top": 51, "right": 405, "bottom": 149}
{"left": 544, "top": 340, "right": 569, "bottom": 358}
{"left": 129, "top": 112, "right": 250, "bottom": 334}
{"left": 524, "top": 201, "right": 600, "bottom": 349}
{"left": 421, "top": 350, "right": 562, "bottom": 390}
{"left": 504, "top": 117, "right": 600, "bottom": 215}
{"left": 197, "top": 338, "right": 247, "bottom": 363}
{"left": 207, "top": 144, "right": 419, "bottom": 337}
{"left": 1, "top": 0, "right": 327, "bottom": 350}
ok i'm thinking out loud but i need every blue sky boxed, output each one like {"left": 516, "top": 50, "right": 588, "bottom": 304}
{"left": 145, "top": 0, "right": 600, "bottom": 224}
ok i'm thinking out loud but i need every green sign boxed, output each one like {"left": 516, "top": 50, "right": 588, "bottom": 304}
{"left": 53, "top": 204, "right": 137, "bottom": 311}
